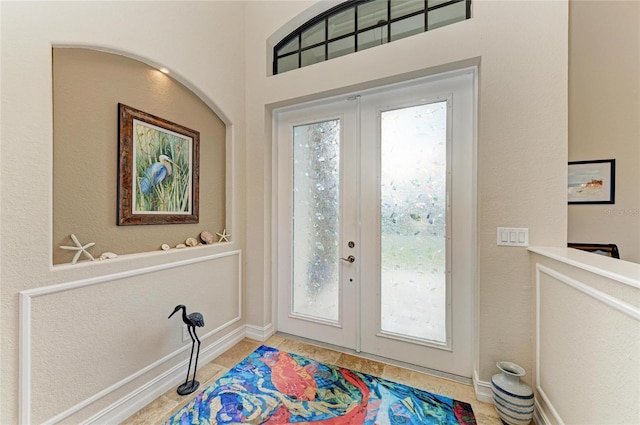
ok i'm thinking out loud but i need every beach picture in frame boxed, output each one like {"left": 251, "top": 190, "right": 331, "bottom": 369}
{"left": 118, "top": 104, "right": 200, "bottom": 225}
{"left": 568, "top": 159, "right": 615, "bottom": 204}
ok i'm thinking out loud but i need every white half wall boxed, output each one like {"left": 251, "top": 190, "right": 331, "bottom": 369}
{"left": 530, "top": 247, "right": 640, "bottom": 425}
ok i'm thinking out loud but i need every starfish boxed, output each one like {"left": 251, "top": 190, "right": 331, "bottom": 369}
{"left": 216, "top": 228, "right": 230, "bottom": 243}
{"left": 60, "top": 234, "right": 95, "bottom": 264}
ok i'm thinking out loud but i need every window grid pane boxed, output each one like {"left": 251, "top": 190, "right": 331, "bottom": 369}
{"left": 302, "top": 21, "right": 326, "bottom": 48}
{"left": 328, "top": 8, "right": 355, "bottom": 39}
{"left": 428, "top": 0, "right": 466, "bottom": 30}
{"left": 277, "top": 54, "right": 299, "bottom": 74}
{"left": 329, "top": 36, "right": 356, "bottom": 59}
{"left": 358, "top": 25, "right": 388, "bottom": 51}
{"left": 390, "top": 14, "right": 424, "bottom": 41}
{"left": 274, "top": 0, "right": 470, "bottom": 74}
{"left": 302, "top": 45, "right": 326, "bottom": 67}
{"left": 390, "top": 0, "right": 425, "bottom": 20}
{"left": 357, "top": 0, "right": 389, "bottom": 30}
{"left": 278, "top": 37, "right": 299, "bottom": 56}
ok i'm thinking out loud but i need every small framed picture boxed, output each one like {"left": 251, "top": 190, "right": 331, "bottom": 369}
{"left": 568, "top": 159, "right": 615, "bottom": 204}
{"left": 118, "top": 104, "right": 200, "bottom": 225}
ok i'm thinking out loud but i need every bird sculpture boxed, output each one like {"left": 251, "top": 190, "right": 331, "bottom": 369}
{"left": 140, "top": 155, "right": 176, "bottom": 195}
{"left": 169, "top": 304, "right": 205, "bottom": 395}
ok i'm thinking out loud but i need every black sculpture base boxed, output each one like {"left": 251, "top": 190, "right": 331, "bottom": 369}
{"left": 177, "top": 380, "right": 200, "bottom": 396}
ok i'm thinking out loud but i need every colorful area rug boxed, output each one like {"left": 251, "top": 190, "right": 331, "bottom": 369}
{"left": 166, "top": 345, "right": 476, "bottom": 424}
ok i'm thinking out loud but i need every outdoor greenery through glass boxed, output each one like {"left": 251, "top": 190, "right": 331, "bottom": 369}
{"left": 274, "top": 0, "right": 471, "bottom": 74}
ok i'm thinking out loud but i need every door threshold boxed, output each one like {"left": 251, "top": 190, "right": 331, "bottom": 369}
{"left": 275, "top": 332, "right": 472, "bottom": 385}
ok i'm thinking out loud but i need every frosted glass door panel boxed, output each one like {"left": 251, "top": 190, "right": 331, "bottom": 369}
{"left": 292, "top": 120, "right": 340, "bottom": 322}
{"left": 380, "top": 102, "right": 448, "bottom": 343}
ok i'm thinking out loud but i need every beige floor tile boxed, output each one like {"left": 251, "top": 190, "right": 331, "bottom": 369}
{"left": 474, "top": 409, "right": 504, "bottom": 425}
{"left": 263, "top": 334, "right": 286, "bottom": 348}
{"left": 334, "top": 353, "right": 386, "bottom": 376}
{"left": 196, "top": 361, "right": 228, "bottom": 383}
{"left": 121, "top": 395, "right": 180, "bottom": 425}
{"left": 276, "top": 339, "right": 342, "bottom": 364}
{"left": 211, "top": 338, "right": 261, "bottom": 368}
{"left": 381, "top": 364, "right": 414, "bottom": 385}
{"left": 469, "top": 400, "right": 502, "bottom": 424}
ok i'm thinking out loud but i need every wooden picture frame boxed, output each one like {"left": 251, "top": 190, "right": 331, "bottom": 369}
{"left": 568, "top": 159, "right": 615, "bottom": 204}
{"left": 568, "top": 243, "right": 620, "bottom": 259}
{"left": 118, "top": 104, "right": 199, "bottom": 225}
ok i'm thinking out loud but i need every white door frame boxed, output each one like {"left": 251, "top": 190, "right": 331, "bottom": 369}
{"left": 271, "top": 67, "right": 478, "bottom": 378}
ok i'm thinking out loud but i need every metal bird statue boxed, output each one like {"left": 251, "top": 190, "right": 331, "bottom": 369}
{"left": 169, "top": 304, "right": 205, "bottom": 395}
{"left": 140, "top": 155, "right": 176, "bottom": 195}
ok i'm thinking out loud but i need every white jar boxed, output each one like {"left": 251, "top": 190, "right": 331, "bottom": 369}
{"left": 491, "top": 361, "right": 534, "bottom": 425}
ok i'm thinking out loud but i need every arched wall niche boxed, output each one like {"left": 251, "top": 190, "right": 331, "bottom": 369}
{"left": 52, "top": 47, "right": 227, "bottom": 264}
{"left": 53, "top": 43, "right": 233, "bottom": 125}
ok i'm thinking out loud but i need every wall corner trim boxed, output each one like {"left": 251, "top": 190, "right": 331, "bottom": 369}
{"left": 472, "top": 370, "right": 493, "bottom": 404}
{"left": 245, "top": 323, "right": 275, "bottom": 342}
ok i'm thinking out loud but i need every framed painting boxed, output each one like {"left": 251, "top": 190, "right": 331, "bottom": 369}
{"left": 118, "top": 104, "right": 200, "bottom": 225}
{"left": 568, "top": 159, "right": 615, "bottom": 204}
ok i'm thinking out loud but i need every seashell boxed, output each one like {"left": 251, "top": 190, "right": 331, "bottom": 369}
{"left": 161, "top": 244, "right": 170, "bottom": 251}
{"left": 200, "top": 230, "right": 214, "bottom": 244}
{"left": 176, "top": 243, "right": 186, "bottom": 249}
{"left": 99, "top": 252, "right": 118, "bottom": 260}
{"left": 186, "top": 237, "right": 198, "bottom": 247}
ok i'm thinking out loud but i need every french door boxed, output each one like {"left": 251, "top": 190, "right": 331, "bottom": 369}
{"left": 275, "top": 69, "right": 476, "bottom": 378}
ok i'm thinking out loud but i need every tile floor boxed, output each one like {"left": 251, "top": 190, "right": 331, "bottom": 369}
{"left": 122, "top": 336, "right": 503, "bottom": 424}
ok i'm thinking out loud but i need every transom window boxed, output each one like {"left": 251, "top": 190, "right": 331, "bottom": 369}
{"left": 273, "top": 0, "right": 472, "bottom": 75}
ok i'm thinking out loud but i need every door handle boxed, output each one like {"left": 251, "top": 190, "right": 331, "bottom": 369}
{"left": 340, "top": 255, "right": 355, "bottom": 263}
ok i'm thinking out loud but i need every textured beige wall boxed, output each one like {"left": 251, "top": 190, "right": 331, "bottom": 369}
{"left": 568, "top": 0, "right": 640, "bottom": 263}
{"left": 244, "top": 0, "right": 568, "bottom": 386}
{"left": 53, "top": 48, "right": 226, "bottom": 264}
{"left": 1, "top": 2, "right": 246, "bottom": 423}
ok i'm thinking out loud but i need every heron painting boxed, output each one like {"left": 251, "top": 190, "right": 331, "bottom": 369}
{"left": 169, "top": 304, "right": 205, "bottom": 395}
{"left": 117, "top": 104, "right": 200, "bottom": 225}
{"left": 133, "top": 121, "right": 191, "bottom": 213}
{"left": 139, "top": 154, "right": 177, "bottom": 195}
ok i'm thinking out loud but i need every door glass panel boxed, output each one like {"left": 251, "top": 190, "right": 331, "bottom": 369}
{"left": 380, "top": 101, "right": 447, "bottom": 343}
{"left": 292, "top": 120, "right": 341, "bottom": 322}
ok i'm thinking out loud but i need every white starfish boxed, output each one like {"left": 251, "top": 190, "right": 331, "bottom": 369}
{"left": 60, "top": 234, "right": 95, "bottom": 264}
{"left": 216, "top": 228, "right": 230, "bottom": 243}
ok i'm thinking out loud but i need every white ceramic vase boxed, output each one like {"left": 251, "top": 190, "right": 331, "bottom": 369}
{"left": 491, "top": 361, "right": 534, "bottom": 425}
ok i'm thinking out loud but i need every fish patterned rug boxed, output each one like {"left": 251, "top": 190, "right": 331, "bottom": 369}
{"left": 165, "top": 345, "right": 476, "bottom": 424}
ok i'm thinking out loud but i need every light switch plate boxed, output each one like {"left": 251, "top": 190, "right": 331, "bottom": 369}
{"left": 497, "top": 227, "right": 529, "bottom": 247}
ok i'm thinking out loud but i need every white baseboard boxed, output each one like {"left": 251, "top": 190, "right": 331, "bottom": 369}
{"left": 245, "top": 322, "right": 274, "bottom": 341}
{"left": 533, "top": 399, "right": 551, "bottom": 425}
{"left": 472, "top": 370, "right": 494, "bottom": 404}
{"left": 82, "top": 326, "right": 246, "bottom": 425}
